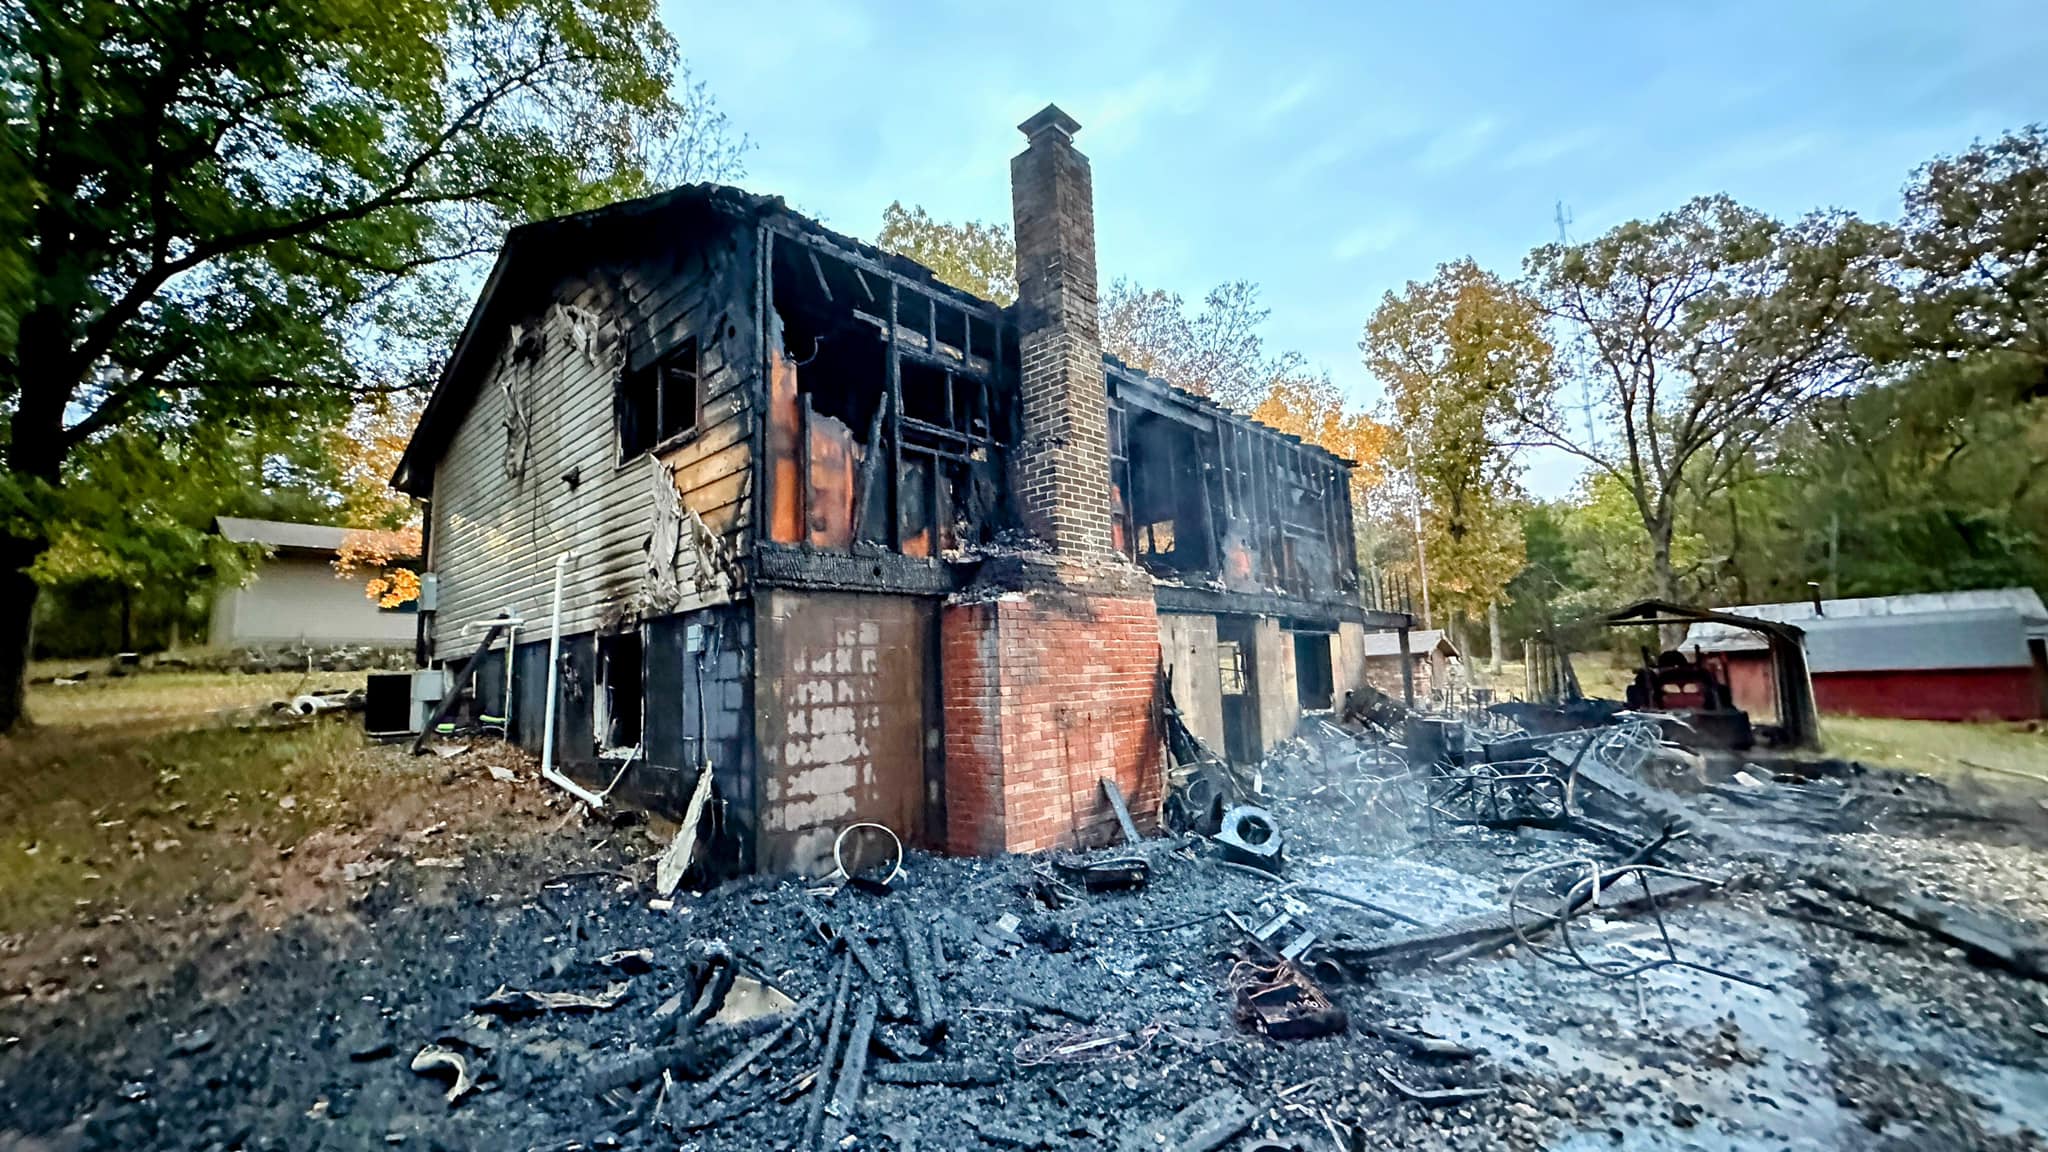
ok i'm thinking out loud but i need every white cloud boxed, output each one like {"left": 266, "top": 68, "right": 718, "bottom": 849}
{"left": 1256, "top": 74, "right": 1320, "bottom": 124}
{"left": 1332, "top": 216, "right": 1413, "bottom": 263}
{"left": 1085, "top": 60, "right": 1220, "bottom": 156}
{"left": 1416, "top": 116, "right": 1500, "bottom": 173}
{"left": 1499, "top": 126, "right": 1602, "bottom": 171}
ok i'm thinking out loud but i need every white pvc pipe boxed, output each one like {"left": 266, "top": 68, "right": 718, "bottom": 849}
{"left": 539, "top": 550, "right": 606, "bottom": 808}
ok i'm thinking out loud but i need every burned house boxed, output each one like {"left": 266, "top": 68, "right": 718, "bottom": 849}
{"left": 392, "top": 106, "right": 1403, "bottom": 874}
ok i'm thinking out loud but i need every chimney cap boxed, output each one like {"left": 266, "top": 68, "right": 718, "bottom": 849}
{"left": 1018, "top": 104, "right": 1082, "bottom": 142}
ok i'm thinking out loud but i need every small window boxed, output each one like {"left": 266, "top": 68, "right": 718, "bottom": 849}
{"left": 619, "top": 337, "right": 700, "bottom": 460}
{"left": 1218, "top": 640, "right": 1247, "bottom": 696}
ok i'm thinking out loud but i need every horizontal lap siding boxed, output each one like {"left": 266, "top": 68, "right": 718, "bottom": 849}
{"left": 428, "top": 229, "right": 758, "bottom": 660}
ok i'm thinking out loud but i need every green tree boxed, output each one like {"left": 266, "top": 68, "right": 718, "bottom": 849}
{"left": 1101, "top": 279, "right": 1301, "bottom": 410}
{"left": 1363, "top": 258, "right": 1552, "bottom": 637}
{"left": 1892, "top": 125, "right": 2048, "bottom": 400}
{"left": 875, "top": 202, "right": 1017, "bottom": 305}
{"left": 0, "top": 0, "right": 739, "bottom": 728}
{"left": 32, "top": 415, "right": 345, "bottom": 654}
{"left": 1694, "top": 128, "right": 2048, "bottom": 608}
{"left": 1519, "top": 196, "right": 1891, "bottom": 613}
{"left": 1713, "top": 361, "right": 2048, "bottom": 602}
{"left": 1500, "top": 501, "right": 1585, "bottom": 642}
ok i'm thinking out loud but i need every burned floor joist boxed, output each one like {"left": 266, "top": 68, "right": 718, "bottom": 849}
{"left": 822, "top": 988, "right": 879, "bottom": 1148}
{"left": 798, "top": 951, "right": 855, "bottom": 1151}
{"left": 894, "top": 904, "right": 948, "bottom": 1042}
{"left": 686, "top": 990, "right": 823, "bottom": 1109}
{"left": 1809, "top": 869, "right": 2048, "bottom": 983}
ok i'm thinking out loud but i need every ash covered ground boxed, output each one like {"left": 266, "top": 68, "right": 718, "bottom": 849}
{"left": 4, "top": 722, "right": 2048, "bottom": 1151}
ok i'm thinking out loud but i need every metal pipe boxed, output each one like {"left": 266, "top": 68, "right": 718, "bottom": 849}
{"left": 539, "top": 550, "right": 605, "bottom": 807}
{"left": 462, "top": 614, "right": 524, "bottom": 739}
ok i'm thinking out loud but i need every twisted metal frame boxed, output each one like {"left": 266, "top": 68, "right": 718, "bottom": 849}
{"left": 1507, "top": 859, "right": 1769, "bottom": 988}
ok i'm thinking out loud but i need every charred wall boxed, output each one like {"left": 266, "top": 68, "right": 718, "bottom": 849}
{"left": 753, "top": 589, "right": 940, "bottom": 875}
{"left": 757, "top": 225, "right": 1018, "bottom": 581}
{"left": 1107, "top": 366, "right": 1361, "bottom": 622}
{"left": 426, "top": 202, "right": 758, "bottom": 660}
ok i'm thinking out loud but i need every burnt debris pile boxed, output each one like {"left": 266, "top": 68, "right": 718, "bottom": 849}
{"left": 7, "top": 705, "right": 2048, "bottom": 1151}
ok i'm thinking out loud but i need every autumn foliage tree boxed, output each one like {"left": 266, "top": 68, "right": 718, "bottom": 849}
{"left": 1249, "top": 373, "right": 1390, "bottom": 505}
{"left": 1363, "top": 259, "right": 1553, "bottom": 637}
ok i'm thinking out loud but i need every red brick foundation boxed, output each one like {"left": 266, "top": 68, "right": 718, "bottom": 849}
{"left": 940, "top": 589, "right": 1163, "bottom": 855}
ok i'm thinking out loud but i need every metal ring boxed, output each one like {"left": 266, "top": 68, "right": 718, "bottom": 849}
{"left": 832, "top": 822, "right": 903, "bottom": 886}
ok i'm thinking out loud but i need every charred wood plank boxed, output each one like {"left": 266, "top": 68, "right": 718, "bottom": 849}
{"left": 799, "top": 953, "right": 854, "bottom": 1152}
{"left": 823, "top": 989, "right": 880, "bottom": 1148}
{"left": 578, "top": 1008, "right": 802, "bottom": 1096}
{"left": 1120, "top": 1090, "right": 1257, "bottom": 1152}
{"left": 686, "top": 989, "right": 822, "bottom": 1108}
{"left": 1810, "top": 870, "right": 2048, "bottom": 983}
{"left": 872, "top": 1060, "right": 1003, "bottom": 1087}
{"left": 895, "top": 905, "right": 947, "bottom": 1042}
{"left": 409, "top": 621, "right": 507, "bottom": 755}
{"left": 1101, "top": 777, "right": 1142, "bottom": 845}
{"left": 842, "top": 926, "right": 911, "bottom": 1021}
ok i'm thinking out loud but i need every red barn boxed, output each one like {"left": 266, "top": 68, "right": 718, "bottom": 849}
{"left": 1684, "top": 589, "right": 2048, "bottom": 723}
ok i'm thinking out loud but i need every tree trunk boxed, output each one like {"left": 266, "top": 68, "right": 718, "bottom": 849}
{"left": 1649, "top": 526, "right": 1683, "bottom": 649}
{"left": 0, "top": 536, "right": 43, "bottom": 731}
{"left": 119, "top": 584, "right": 134, "bottom": 652}
{"left": 4, "top": 327, "right": 76, "bottom": 732}
{"left": 1488, "top": 601, "right": 1504, "bottom": 674}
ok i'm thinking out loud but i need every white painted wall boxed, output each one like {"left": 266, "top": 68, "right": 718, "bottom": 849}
{"left": 209, "top": 556, "right": 416, "bottom": 647}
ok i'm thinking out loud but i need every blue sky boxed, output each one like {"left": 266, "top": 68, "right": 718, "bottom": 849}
{"left": 673, "top": 0, "right": 2048, "bottom": 496}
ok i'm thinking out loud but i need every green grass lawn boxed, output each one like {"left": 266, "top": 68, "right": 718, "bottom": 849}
{"left": 25, "top": 668, "right": 368, "bottom": 730}
{"left": 1, "top": 669, "right": 379, "bottom": 935}
{"left": 1821, "top": 714, "right": 2048, "bottom": 783}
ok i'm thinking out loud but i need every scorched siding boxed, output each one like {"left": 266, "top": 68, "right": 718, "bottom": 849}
{"left": 426, "top": 230, "right": 759, "bottom": 658}
{"left": 428, "top": 290, "right": 652, "bottom": 653}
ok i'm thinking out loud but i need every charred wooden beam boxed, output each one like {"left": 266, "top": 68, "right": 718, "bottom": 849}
{"left": 799, "top": 952, "right": 854, "bottom": 1152}
{"left": 823, "top": 989, "right": 879, "bottom": 1148}
{"left": 895, "top": 904, "right": 947, "bottom": 1042}
{"left": 872, "top": 1060, "right": 1002, "bottom": 1087}
{"left": 578, "top": 1006, "right": 802, "bottom": 1096}
{"left": 686, "top": 989, "right": 823, "bottom": 1108}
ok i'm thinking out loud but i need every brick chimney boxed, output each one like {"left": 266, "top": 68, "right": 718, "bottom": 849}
{"left": 936, "top": 105, "right": 1163, "bottom": 860}
{"left": 1009, "top": 105, "right": 1114, "bottom": 557}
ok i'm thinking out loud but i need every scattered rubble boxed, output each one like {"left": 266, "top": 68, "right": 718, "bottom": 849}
{"left": 5, "top": 704, "right": 2048, "bottom": 1150}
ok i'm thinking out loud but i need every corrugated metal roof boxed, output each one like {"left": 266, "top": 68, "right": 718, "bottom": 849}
{"left": 1692, "top": 587, "right": 2046, "bottom": 636}
{"left": 213, "top": 516, "right": 350, "bottom": 553}
{"left": 1687, "top": 607, "right": 2034, "bottom": 672}
{"left": 1359, "top": 629, "right": 1458, "bottom": 658}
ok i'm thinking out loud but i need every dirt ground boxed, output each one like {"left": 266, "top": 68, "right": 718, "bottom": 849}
{"left": 3, "top": 673, "right": 2048, "bottom": 1151}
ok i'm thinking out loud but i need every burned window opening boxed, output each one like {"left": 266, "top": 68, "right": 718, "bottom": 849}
{"left": 767, "top": 230, "right": 1015, "bottom": 558}
{"left": 1124, "top": 410, "right": 1216, "bottom": 575}
{"left": 597, "top": 631, "right": 644, "bottom": 754}
{"left": 1218, "top": 639, "right": 1247, "bottom": 695}
{"left": 618, "top": 337, "right": 700, "bottom": 461}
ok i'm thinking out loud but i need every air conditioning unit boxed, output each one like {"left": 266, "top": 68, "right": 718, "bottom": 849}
{"left": 408, "top": 667, "right": 450, "bottom": 735}
{"left": 364, "top": 672, "right": 414, "bottom": 736}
